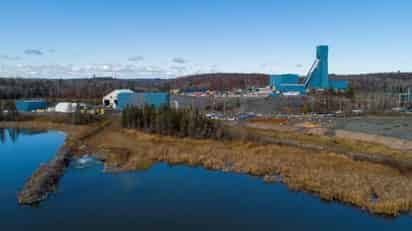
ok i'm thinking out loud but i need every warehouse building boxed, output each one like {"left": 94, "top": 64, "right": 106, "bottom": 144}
{"left": 103, "top": 90, "right": 170, "bottom": 110}
{"left": 119, "top": 92, "right": 170, "bottom": 109}
{"left": 118, "top": 92, "right": 170, "bottom": 110}
{"left": 15, "top": 100, "right": 47, "bottom": 112}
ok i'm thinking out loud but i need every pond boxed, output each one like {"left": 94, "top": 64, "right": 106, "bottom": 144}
{"left": 1, "top": 128, "right": 412, "bottom": 230}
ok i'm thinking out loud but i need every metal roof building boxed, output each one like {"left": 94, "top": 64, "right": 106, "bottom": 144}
{"left": 15, "top": 100, "right": 47, "bottom": 112}
{"left": 116, "top": 92, "right": 170, "bottom": 110}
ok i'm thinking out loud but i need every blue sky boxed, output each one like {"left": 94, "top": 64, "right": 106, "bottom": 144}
{"left": 0, "top": 0, "right": 411, "bottom": 78}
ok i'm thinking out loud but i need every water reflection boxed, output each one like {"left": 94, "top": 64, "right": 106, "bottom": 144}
{"left": 0, "top": 128, "right": 48, "bottom": 144}
{"left": 0, "top": 128, "right": 5, "bottom": 144}
{"left": 1, "top": 130, "right": 412, "bottom": 230}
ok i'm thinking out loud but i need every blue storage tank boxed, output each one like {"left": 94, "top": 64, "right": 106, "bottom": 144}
{"left": 15, "top": 100, "right": 47, "bottom": 112}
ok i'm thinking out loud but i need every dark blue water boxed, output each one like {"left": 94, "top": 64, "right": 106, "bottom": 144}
{"left": 1, "top": 128, "right": 412, "bottom": 230}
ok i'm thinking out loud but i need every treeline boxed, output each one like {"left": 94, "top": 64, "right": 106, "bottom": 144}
{"left": 0, "top": 101, "right": 19, "bottom": 121}
{"left": 121, "top": 106, "right": 225, "bottom": 139}
{"left": 331, "top": 72, "right": 412, "bottom": 93}
{"left": 0, "top": 78, "right": 166, "bottom": 100}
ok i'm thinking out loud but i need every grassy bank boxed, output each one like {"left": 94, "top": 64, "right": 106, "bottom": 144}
{"left": 81, "top": 122, "right": 412, "bottom": 216}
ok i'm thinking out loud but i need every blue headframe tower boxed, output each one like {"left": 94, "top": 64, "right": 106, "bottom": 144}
{"left": 269, "top": 45, "right": 348, "bottom": 95}
{"left": 304, "top": 45, "right": 329, "bottom": 89}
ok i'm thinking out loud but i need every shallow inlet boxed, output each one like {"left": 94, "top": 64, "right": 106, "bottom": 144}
{"left": 1, "top": 128, "right": 412, "bottom": 231}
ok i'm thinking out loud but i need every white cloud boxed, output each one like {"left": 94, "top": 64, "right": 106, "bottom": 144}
{"left": 128, "top": 56, "right": 144, "bottom": 62}
{"left": 0, "top": 55, "right": 21, "bottom": 61}
{"left": 24, "top": 49, "right": 44, "bottom": 56}
{"left": 0, "top": 58, "right": 222, "bottom": 78}
{"left": 172, "top": 57, "right": 187, "bottom": 64}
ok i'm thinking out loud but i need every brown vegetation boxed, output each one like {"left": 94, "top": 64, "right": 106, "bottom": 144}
{"left": 82, "top": 123, "right": 412, "bottom": 216}
{"left": 4, "top": 118, "right": 412, "bottom": 216}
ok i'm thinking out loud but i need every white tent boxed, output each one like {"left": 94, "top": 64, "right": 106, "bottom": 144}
{"left": 55, "top": 102, "right": 85, "bottom": 113}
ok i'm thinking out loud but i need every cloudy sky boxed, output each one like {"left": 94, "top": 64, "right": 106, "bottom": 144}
{"left": 0, "top": 0, "right": 411, "bottom": 78}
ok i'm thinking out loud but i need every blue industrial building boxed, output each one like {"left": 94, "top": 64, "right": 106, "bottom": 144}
{"left": 270, "top": 46, "right": 348, "bottom": 95}
{"left": 15, "top": 100, "right": 47, "bottom": 112}
{"left": 270, "top": 74, "right": 306, "bottom": 95}
{"left": 269, "top": 74, "right": 300, "bottom": 88}
{"left": 278, "top": 84, "right": 307, "bottom": 95}
{"left": 117, "top": 92, "right": 170, "bottom": 110}
{"left": 116, "top": 92, "right": 136, "bottom": 110}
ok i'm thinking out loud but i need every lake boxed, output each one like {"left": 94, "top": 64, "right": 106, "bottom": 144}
{"left": 1, "top": 128, "right": 412, "bottom": 230}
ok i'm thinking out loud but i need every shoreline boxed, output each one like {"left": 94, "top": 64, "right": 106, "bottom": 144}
{"left": 2, "top": 120, "right": 412, "bottom": 217}
{"left": 1, "top": 121, "right": 108, "bottom": 205}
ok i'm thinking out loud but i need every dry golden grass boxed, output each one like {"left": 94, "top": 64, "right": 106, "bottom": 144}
{"left": 83, "top": 127, "right": 412, "bottom": 216}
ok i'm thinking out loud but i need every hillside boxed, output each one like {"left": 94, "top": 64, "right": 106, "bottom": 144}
{"left": 167, "top": 73, "right": 270, "bottom": 91}
{"left": 331, "top": 73, "right": 412, "bottom": 93}
{"left": 0, "top": 77, "right": 168, "bottom": 100}
{"left": 1, "top": 72, "right": 412, "bottom": 100}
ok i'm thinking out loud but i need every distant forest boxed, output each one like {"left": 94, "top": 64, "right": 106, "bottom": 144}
{"left": 0, "top": 78, "right": 167, "bottom": 100}
{"left": 331, "top": 72, "right": 412, "bottom": 93}
{"left": 168, "top": 73, "right": 269, "bottom": 91}
{"left": 1, "top": 72, "right": 412, "bottom": 100}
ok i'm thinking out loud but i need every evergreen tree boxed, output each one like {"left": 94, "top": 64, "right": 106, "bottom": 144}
{"left": 120, "top": 105, "right": 223, "bottom": 139}
{"left": 4, "top": 101, "right": 18, "bottom": 121}
{"left": 72, "top": 104, "right": 82, "bottom": 125}
{"left": 0, "top": 101, "right": 4, "bottom": 121}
